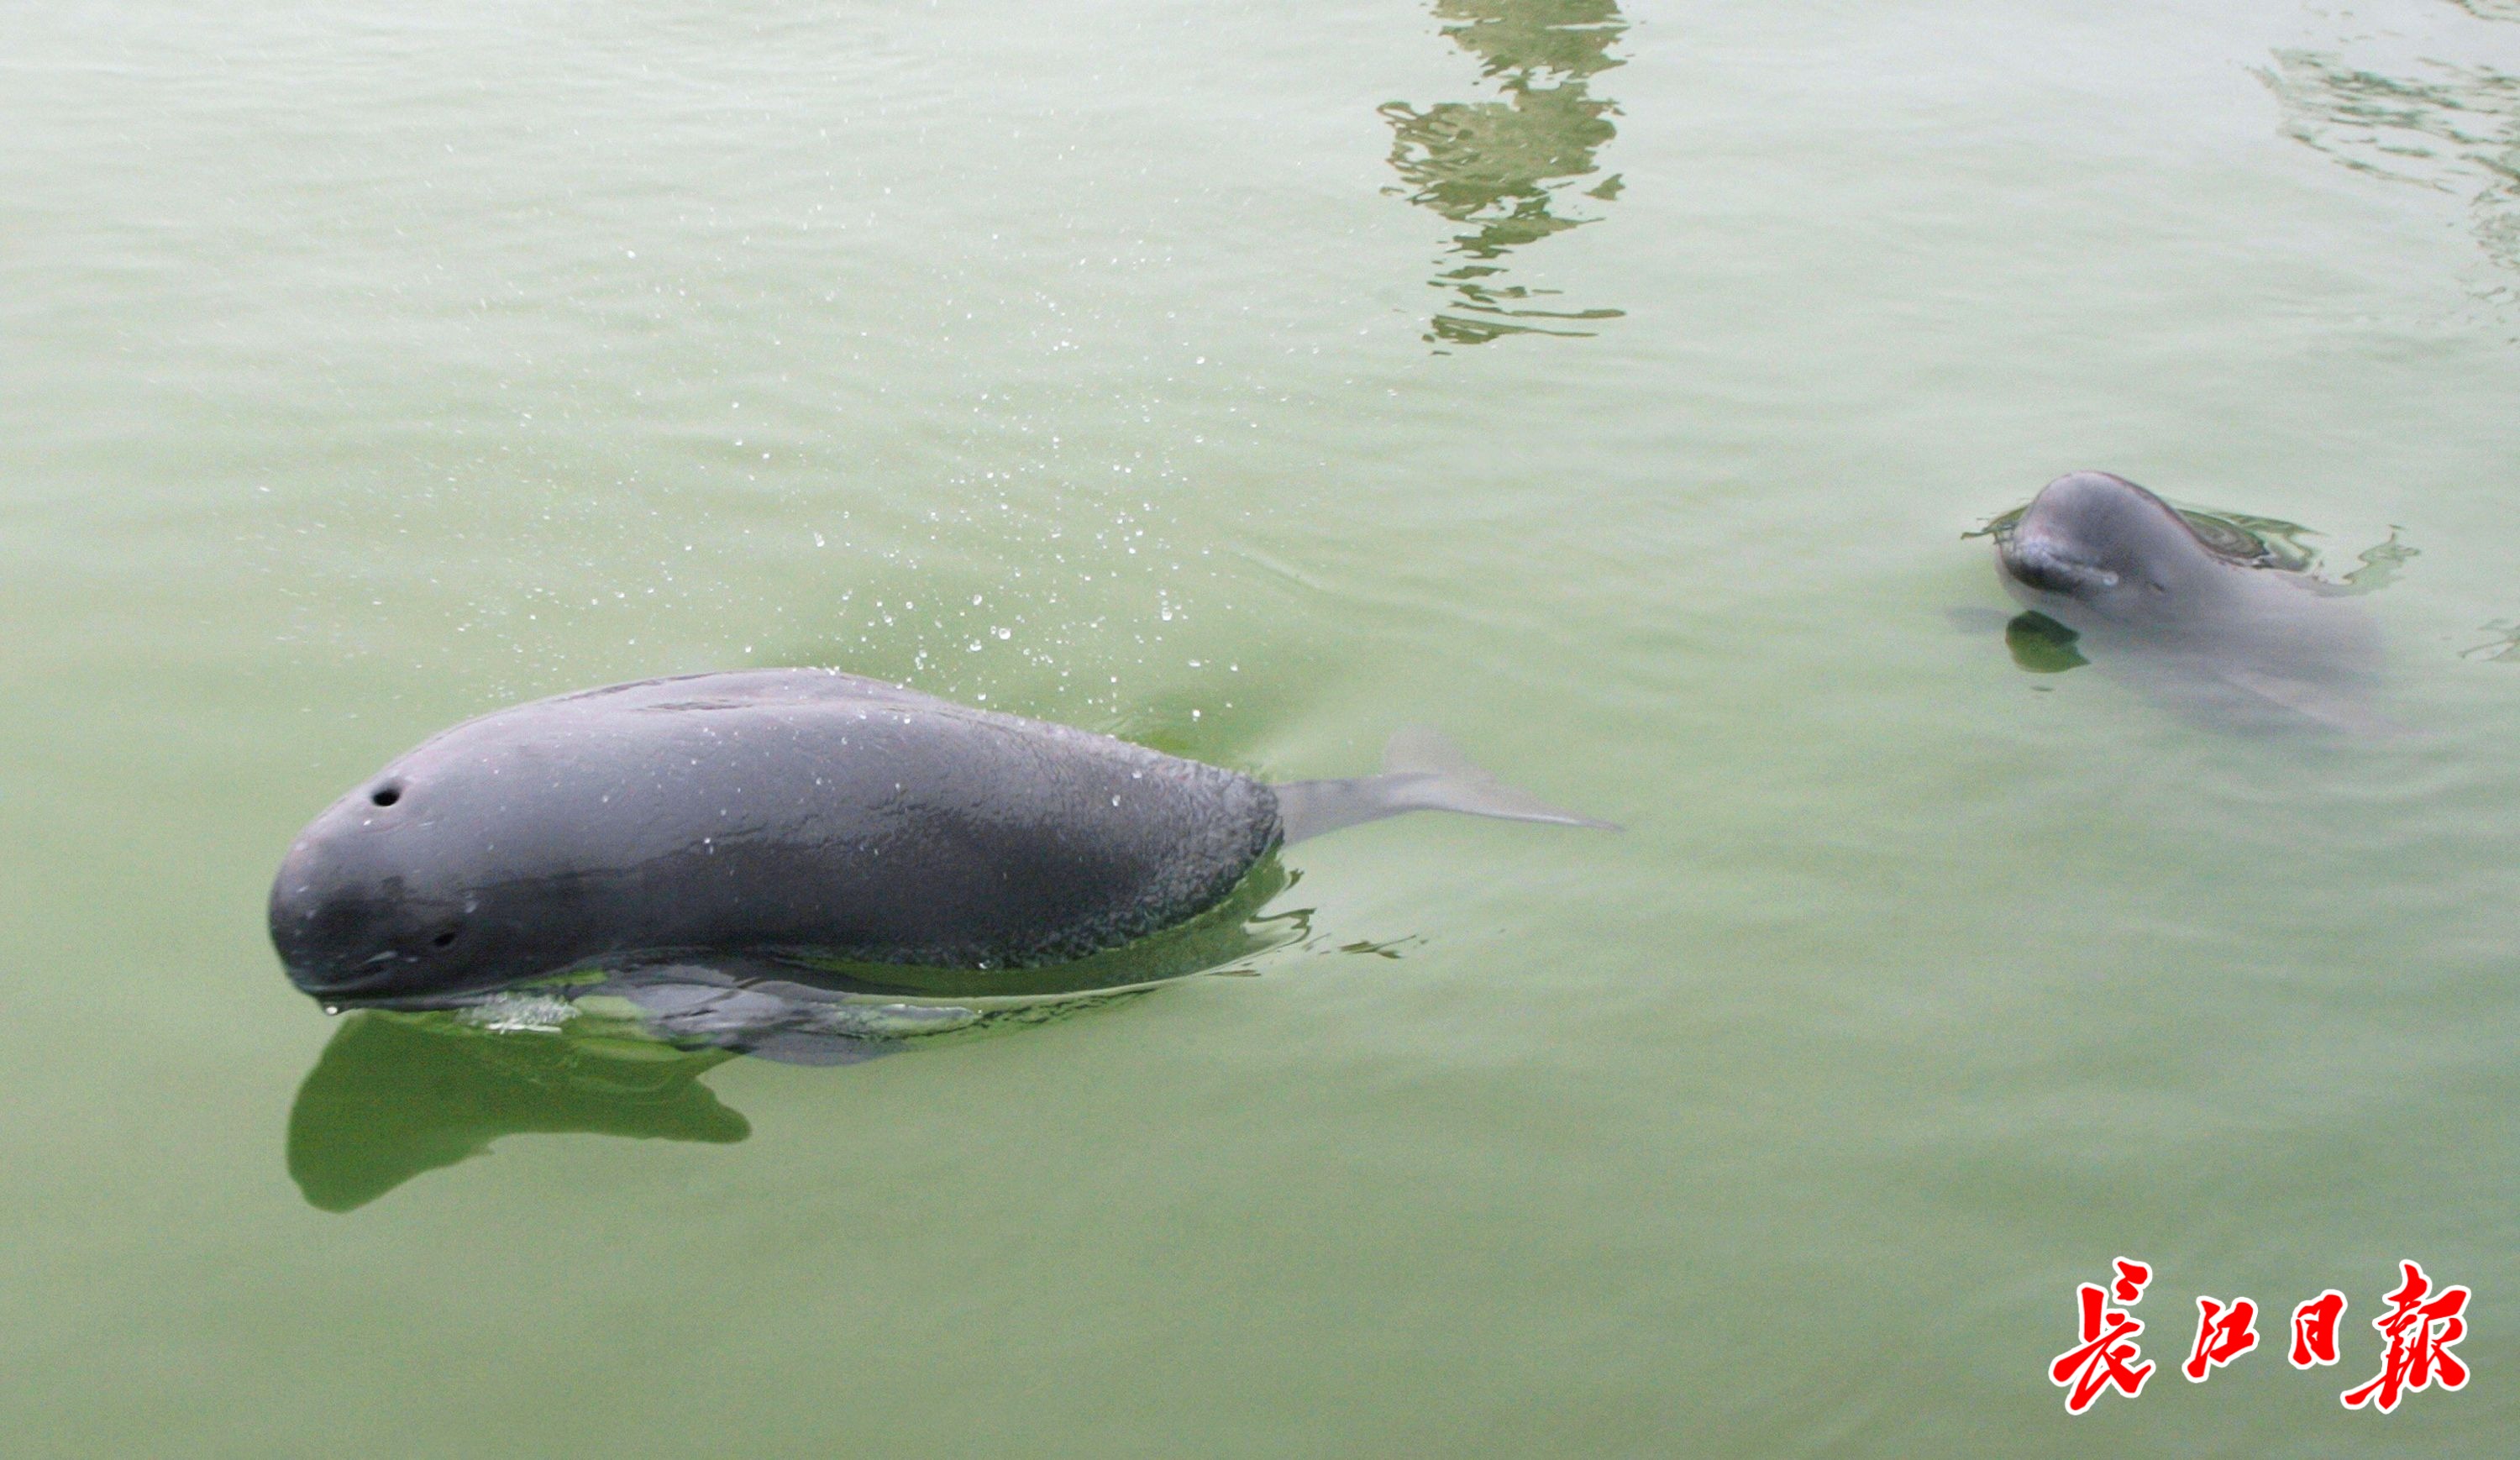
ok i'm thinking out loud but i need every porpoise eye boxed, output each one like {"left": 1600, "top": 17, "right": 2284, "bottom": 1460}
{"left": 430, "top": 928, "right": 458, "bottom": 948}
{"left": 370, "top": 784, "right": 402, "bottom": 807}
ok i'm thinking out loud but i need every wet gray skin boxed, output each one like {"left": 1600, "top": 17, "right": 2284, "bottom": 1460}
{"left": 1992, "top": 471, "right": 2387, "bottom": 732}
{"left": 269, "top": 669, "right": 1610, "bottom": 1007}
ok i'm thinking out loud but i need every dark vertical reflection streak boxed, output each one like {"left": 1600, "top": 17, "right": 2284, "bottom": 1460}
{"left": 286, "top": 1012, "right": 748, "bottom": 1212}
{"left": 1381, "top": 0, "right": 1629, "bottom": 348}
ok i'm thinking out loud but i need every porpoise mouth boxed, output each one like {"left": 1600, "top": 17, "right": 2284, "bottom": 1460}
{"left": 282, "top": 958, "right": 412, "bottom": 1003}
{"left": 308, "top": 989, "right": 486, "bottom": 1013}
{"left": 281, "top": 957, "right": 492, "bottom": 1011}
{"left": 2000, "top": 534, "right": 2118, "bottom": 596}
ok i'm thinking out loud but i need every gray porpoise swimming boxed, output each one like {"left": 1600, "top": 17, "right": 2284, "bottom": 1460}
{"left": 269, "top": 669, "right": 1610, "bottom": 1006}
{"left": 1992, "top": 471, "right": 2387, "bottom": 732}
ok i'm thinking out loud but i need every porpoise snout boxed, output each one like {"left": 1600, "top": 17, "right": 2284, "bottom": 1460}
{"left": 1999, "top": 530, "right": 2118, "bottom": 596}
{"left": 267, "top": 806, "right": 470, "bottom": 1001}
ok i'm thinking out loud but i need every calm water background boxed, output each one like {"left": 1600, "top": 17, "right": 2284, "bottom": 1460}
{"left": 5, "top": 0, "right": 2518, "bottom": 1453}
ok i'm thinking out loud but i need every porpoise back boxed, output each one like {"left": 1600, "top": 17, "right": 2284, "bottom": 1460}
{"left": 270, "top": 670, "right": 1278, "bottom": 1000}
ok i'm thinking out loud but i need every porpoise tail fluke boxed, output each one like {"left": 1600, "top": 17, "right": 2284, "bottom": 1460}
{"left": 1273, "top": 727, "right": 1620, "bottom": 844}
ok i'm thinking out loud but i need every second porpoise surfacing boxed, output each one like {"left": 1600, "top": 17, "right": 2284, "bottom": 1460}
{"left": 1991, "top": 471, "right": 2390, "bottom": 733}
{"left": 268, "top": 669, "right": 1612, "bottom": 1018}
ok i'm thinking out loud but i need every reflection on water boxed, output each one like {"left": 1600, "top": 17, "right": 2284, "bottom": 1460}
{"left": 1381, "top": 0, "right": 1627, "bottom": 347}
{"left": 2261, "top": 40, "right": 2520, "bottom": 276}
{"left": 286, "top": 863, "right": 1318, "bottom": 1211}
{"left": 2462, "top": 619, "right": 2520, "bottom": 658}
{"left": 2003, "top": 612, "right": 2089, "bottom": 674}
{"left": 2339, "top": 532, "right": 2420, "bottom": 594}
{"left": 287, "top": 1013, "right": 749, "bottom": 1212}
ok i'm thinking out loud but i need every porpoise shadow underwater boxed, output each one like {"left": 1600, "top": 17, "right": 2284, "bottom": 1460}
{"left": 287, "top": 1011, "right": 748, "bottom": 1213}
{"left": 286, "top": 975, "right": 1192, "bottom": 1212}
{"left": 285, "top": 859, "right": 1341, "bottom": 1211}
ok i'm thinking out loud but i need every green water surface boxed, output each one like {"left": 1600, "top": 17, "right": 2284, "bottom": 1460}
{"left": 5, "top": 1, "right": 2518, "bottom": 1454}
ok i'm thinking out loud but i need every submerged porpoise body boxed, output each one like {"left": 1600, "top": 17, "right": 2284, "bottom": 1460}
{"left": 1992, "top": 472, "right": 2385, "bottom": 730}
{"left": 270, "top": 670, "right": 1607, "bottom": 1006}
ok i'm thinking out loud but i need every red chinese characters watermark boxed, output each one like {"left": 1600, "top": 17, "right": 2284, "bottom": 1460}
{"left": 2340, "top": 1262, "right": 2470, "bottom": 1414}
{"left": 2050, "top": 1258, "right": 2155, "bottom": 1413}
{"left": 2290, "top": 1289, "right": 2346, "bottom": 1368}
{"left": 2182, "top": 1295, "right": 2259, "bottom": 1382}
{"left": 2055, "top": 1263, "right": 2470, "bottom": 1414}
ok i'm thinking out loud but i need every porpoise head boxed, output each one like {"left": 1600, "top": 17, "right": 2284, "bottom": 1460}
{"left": 1996, "top": 471, "right": 2222, "bottom": 621}
{"left": 268, "top": 757, "right": 592, "bottom": 1006}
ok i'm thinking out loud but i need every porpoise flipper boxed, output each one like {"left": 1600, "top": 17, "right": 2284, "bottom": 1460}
{"left": 1273, "top": 727, "right": 1620, "bottom": 844}
{"left": 597, "top": 965, "right": 983, "bottom": 1062}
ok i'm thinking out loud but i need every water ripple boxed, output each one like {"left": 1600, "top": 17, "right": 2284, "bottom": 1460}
{"left": 2260, "top": 42, "right": 2520, "bottom": 280}
{"left": 1381, "top": 0, "right": 1629, "bottom": 348}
